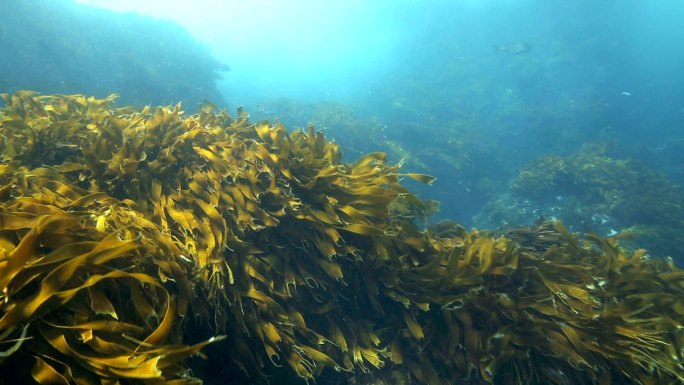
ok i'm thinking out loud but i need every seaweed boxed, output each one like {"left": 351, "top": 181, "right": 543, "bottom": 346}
{"left": 505, "top": 143, "right": 684, "bottom": 260}
{"left": 1, "top": 91, "right": 683, "bottom": 385}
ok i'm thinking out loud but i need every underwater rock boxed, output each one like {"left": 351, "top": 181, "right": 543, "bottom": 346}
{"left": 0, "top": 0, "right": 228, "bottom": 109}
{"left": 476, "top": 143, "right": 684, "bottom": 262}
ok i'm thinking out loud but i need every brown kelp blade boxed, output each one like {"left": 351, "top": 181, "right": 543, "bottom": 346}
{"left": 2, "top": 91, "right": 684, "bottom": 385}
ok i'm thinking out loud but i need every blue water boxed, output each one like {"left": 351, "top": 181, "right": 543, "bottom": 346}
{"left": 1, "top": 0, "right": 683, "bottom": 257}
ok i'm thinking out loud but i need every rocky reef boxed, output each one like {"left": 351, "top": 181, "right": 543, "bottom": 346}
{"left": 476, "top": 143, "right": 684, "bottom": 263}
{"left": 0, "top": 0, "right": 227, "bottom": 109}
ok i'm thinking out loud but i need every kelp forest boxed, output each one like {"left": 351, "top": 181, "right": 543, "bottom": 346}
{"left": 1, "top": 91, "right": 683, "bottom": 385}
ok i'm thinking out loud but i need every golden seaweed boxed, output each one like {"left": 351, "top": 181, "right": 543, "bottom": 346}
{"left": 2, "top": 91, "right": 684, "bottom": 385}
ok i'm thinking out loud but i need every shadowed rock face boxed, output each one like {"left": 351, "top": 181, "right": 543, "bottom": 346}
{"left": 0, "top": 0, "right": 228, "bottom": 110}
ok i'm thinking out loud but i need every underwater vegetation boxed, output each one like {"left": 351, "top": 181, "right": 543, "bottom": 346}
{"left": 0, "top": 0, "right": 227, "bottom": 109}
{"left": 1, "top": 92, "right": 684, "bottom": 385}
{"left": 477, "top": 143, "right": 684, "bottom": 262}
{"left": 304, "top": 101, "right": 501, "bottom": 223}
{"left": 308, "top": 102, "right": 433, "bottom": 173}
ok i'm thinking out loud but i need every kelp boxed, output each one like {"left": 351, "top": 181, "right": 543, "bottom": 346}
{"left": 509, "top": 143, "right": 684, "bottom": 260}
{"left": 0, "top": 165, "right": 219, "bottom": 384}
{"left": 0, "top": 90, "right": 436, "bottom": 383}
{"left": 1, "top": 91, "right": 683, "bottom": 385}
{"left": 396, "top": 220, "right": 684, "bottom": 384}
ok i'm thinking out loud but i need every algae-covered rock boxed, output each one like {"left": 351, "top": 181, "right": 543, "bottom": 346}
{"left": 0, "top": 0, "right": 227, "bottom": 108}
{"left": 478, "top": 143, "right": 684, "bottom": 261}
